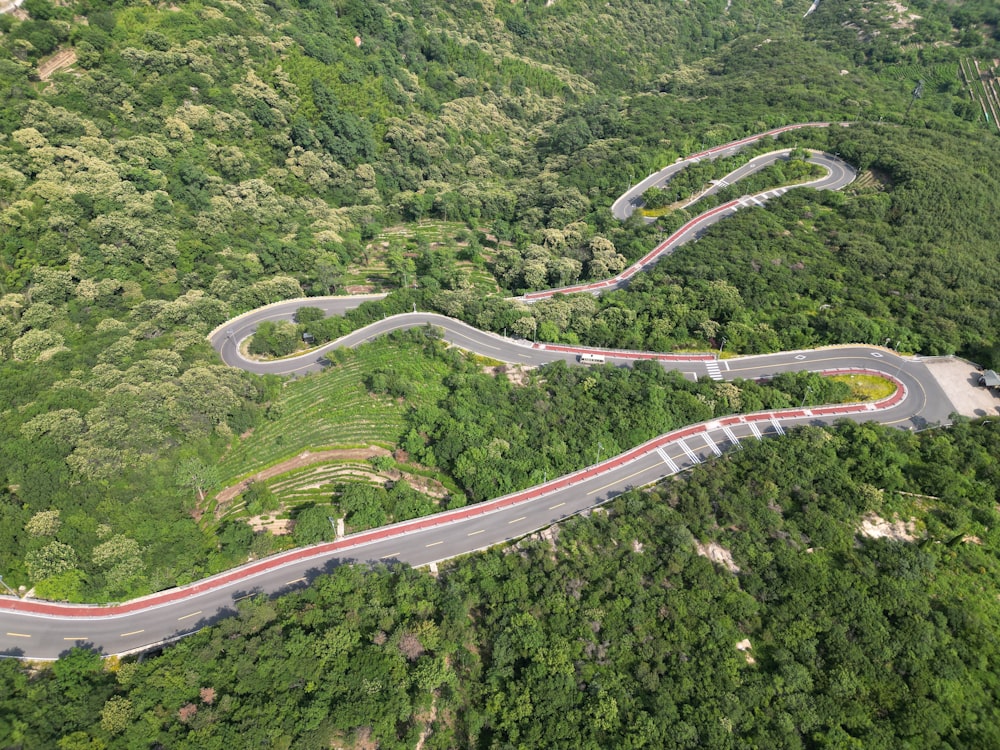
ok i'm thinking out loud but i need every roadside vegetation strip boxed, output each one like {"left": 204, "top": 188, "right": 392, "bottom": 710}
{"left": 827, "top": 372, "right": 897, "bottom": 401}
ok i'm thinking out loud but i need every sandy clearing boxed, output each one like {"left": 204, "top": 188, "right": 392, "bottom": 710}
{"left": 694, "top": 540, "right": 740, "bottom": 573}
{"left": 858, "top": 512, "right": 917, "bottom": 542}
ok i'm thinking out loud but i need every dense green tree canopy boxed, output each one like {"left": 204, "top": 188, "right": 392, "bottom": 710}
{"left": 3, "top": 421, "right": 1000, "bottom": 748}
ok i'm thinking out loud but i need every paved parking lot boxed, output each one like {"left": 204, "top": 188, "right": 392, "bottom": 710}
{"left": 922, "top": 357, "right": 1000, "bottom": 418}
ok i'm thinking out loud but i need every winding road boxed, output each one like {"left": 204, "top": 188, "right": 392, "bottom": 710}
{"left": 1, "top": 124, "right": 959, "bottom": 660}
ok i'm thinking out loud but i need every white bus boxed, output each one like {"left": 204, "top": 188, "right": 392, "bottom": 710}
{"left": 578, "top": 353, "right": 606, "bottom": 365}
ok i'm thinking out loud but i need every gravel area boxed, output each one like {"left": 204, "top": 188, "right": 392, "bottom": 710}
{"left": 922, "top": 356, "right": 1000, "bottom": 418}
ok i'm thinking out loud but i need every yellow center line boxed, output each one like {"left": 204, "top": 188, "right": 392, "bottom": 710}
{"left": 549, "top": 502, "right": 566, "bottom": 510}
{"left": 177, "top": 611, "right": 202, "bottom": 621}
{"left": 425, "top": 541, "right": 444, "bottom": 547}
{"left": 5, "top": 632, "right": 31, "bottom": 638}
{"left": 379, "top": 552, "right": 400, "bottom": 559}
{"left": 508, "top": 516, "right": 526, "bottom": 524}
{"left": 284, "top": 577, "right": 306, "bottom": 585}
{"left": 467, "top": 529, "right": 485, "bottom": 536}
{"left": 120, "top": 630, "right": 145, "bottom": 637}
{"left": 587, "top": 466, "right": 656, "bottom": 496}
{"left": 63, "top": 636, "right": 88, "bottom": 641}
{"left": 233, "top": 593, "right": 254, "bottom": 602}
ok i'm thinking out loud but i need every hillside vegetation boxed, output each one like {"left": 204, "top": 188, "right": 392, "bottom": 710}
{"left": 0, "top": 0, "right": 998, "bottom": 600}
{"left": 2, "top": 421, "right": 998, "bottom": 748}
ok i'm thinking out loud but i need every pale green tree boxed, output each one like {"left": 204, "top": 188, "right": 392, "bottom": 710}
{"left": 100, "top": 696, "right": 133, "bottom": 734}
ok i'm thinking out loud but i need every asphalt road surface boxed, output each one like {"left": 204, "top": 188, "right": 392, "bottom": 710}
{"left": 610, "top": 121, "right": 851, "bottom": 221}
{"left": 2, "top": 124, "right": 961, "bottom": 661}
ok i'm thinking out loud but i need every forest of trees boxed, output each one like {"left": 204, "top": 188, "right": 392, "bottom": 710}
{"left": 0, "top": 0, "right": 995, "bottom": 599}
{"left": 1, "top": 0, "right": 999, "bottom": 743}
{"left": 2, "top": 420, "right": 999, "bottom": 748}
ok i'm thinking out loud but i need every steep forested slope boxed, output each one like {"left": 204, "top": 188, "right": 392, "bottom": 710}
{"left": 0, "top": 0, "right": 998, "bottom": 600}
{"left": 2, "top": 421, "right": 999, "bottom": 748}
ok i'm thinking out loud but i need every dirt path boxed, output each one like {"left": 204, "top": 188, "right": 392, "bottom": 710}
{"left": 213, "top": 446, "right": 391, "bottom": 509}
{"left": 38, "top": 49, "right": 77, "bottom": 80}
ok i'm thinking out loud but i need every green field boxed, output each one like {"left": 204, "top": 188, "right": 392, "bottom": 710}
{"left": 216, "top": 336, "right": 454, "bottom": 490}
{"left": 827, "top": 372, "right": 897, "bottom": 401}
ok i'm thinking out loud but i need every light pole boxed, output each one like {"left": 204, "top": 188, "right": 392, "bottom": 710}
{"left": 596, "top": 440, "right": 603, "bottom": 465}
{"left": 0, "top": 575, "right": 17, "bottom": 597}
{"left": 800, "top": 385, "right": 812, "bottom": 408}
{"left": 719, "top": 337, "right": 727, "bottom": 359}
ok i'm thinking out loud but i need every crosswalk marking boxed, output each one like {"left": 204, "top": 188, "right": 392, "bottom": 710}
{"left": 704, "top": 435, "right": 723, "bottom": 456}
{"left": 656, "top": 447, "right": 680, "bottom": 473}
{"left": 678, "top": 440, "right": 701, "bottom": 464}
{"left": 705, "top": 362, "right": 723, "bottom": 381}
{"left": 770, "top": 416, "right": 785, "bottom": 436}
{"left": 722, "top": 425, "right": 741, "bottom": 448}
{"left": 748, "top": 421, "right": 763, "bottom": 440}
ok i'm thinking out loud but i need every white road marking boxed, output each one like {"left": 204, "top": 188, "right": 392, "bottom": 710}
{"left": 508, "top": 517, "right": 526, "bottom": 524}
{"left": 63, "top": 636, "right": 88, "bottom": 641}
{"left": 748, "top": 421, "right": 763, "bottom": 440}
{"left": 120, "top": 630, "right": 145, "bottom": 637}
{"left": 425, "top": 541, "right": 444, "bottom": 547}
{"left": 704, "top": 434, "right": 723, "bottom": 456}
{"left": 284, "top": 577, "right": 306, "bottom": 585}
{"left": 6, "top": 632, "right": 31, "bottom": 638}
{"left": 548, "top": 502, "right": 566, "bottom": 510}
{"left": 380, "top": 552, "right": 400, "bottom": 559}
{"left": 177, "top": 611, "right": 202, "bottom": 621}
{"left": 656, "top": 447, "right": 681, "bottom": 473}
{"left": 467, "top": 529, "right": 485, "bottom": 536}
{"left": 678, "top": 440, "right": 702, "bottom": 464}
{"left": 722, "top": 425, "right": 741, "bottom": 448}
{"left": 587, "top": 466, "right": 653, "bottom": 495}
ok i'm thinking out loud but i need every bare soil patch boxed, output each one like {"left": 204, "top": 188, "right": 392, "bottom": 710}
{"left": 38, "top": 49, "right": 77, "bottom": 80}
{"left": 694, "top": 540, "right": 740, "bottom": 573}
{"left": 247, "top": 517, "right": 292, "bottom": 535}
{"left": 857, "top": 512, "right": 917, "bottom": 542}
{"left": 736, "top": 638, "right": 756, "bottom": 664}
{"left": 485, "top": 363, "right": 532, "bottom": 385}
{"left": 886, "top": 0, "right": 921, "bottom": 29}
